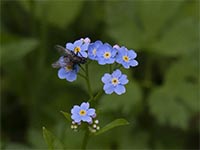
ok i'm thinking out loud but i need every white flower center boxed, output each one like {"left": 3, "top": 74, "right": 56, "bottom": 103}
{"left": 112, "top": 78, "right": 119, "bottom": 86}
{"left": 92, "top": 49, "right": 96, "bottom": 55}
{"left": 65, "top": 65, "right": 72, "bottom": 71}
{"left": 79, "top": 110, "right": 86, "bottom": 116}
{"left": 123, "top": 55, "right": 129, "bottom": 62}
{"left": 103, "top": 52, "right": 111, "bottom": 59}
{"left": 74, "top": 46, "right": 81, "bottom": 53}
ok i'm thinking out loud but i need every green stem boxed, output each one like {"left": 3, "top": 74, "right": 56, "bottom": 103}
{"left": 109, "top": 64, "right": 112, "bottom": 73}
{"left": 81, "top": 129, "right": 90, "bottom": 149}
{"left": 85, "top": 64, "right": 93, "bottom": 99}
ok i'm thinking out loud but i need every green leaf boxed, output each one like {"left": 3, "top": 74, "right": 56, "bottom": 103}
{"left": 18, "top": 0, "right": 84, "bottom": 28}
{"left": 151, "top": 18, "right": 198, "bottom": 56}
{"left": 42, "top": 127, "right": 63, "bottom": 150}
{"left": 94, "top": 119, "right": 129, "bottom": 136}
{"left": 148, "top": 87, "right": 190, "bottom": 130}
{"left": 136, "top": 0, "right": 183, "bottom": 36}
{"left": 105, "top": 1, "right": 142, "bottom": 49}
{"left": 60, "top": 111, "right": 71, "bottom": 122}
{"left": 99, "top": 80, "right": 142, "bottom": 115}
{"left": 0, "top": 38, "right": 38, "bottom": 65}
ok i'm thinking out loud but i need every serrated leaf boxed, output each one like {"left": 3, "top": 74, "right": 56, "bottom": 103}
{"left": 60, "top": 111, "right": 71, "bottom": 122}
{"left": 0, "top": 38, "right": 38, "bottom": 65}
{"left": 149, "top": 87, "right": 190, "bottom": 130}
{"left": 94, "top": 119, "right": 129, "bottom": 136}
{"left": 18, "top": 0, "right": 83, "bottom": 28}
{"left": 42, "top": 127, "right": 63, "bottom": 150}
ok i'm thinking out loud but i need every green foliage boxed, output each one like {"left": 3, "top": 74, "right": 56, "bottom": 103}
{"left": 18, "top": 0, "right": 84, "bottom": 28}
{"left": 0, "top": 36, "right": 38, "bottom": 65}
{"left": 60, "top": 111, "right": 71, "bottom": 122}
{"left": 94, "top": 118, "right": 129, "bottom": 136}
{"left": 42, "top": 127, "right": 63, "bottom": 150}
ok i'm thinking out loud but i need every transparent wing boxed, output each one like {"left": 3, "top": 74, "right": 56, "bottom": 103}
{"left": 55, "top": 45, "right": 74, "bottom": 56}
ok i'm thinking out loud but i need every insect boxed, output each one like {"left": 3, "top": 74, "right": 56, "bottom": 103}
{"left": 52, "top": 45, "right": 87, "bottom": 69}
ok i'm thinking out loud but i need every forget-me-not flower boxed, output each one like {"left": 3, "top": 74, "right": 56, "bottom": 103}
{"left": 96, "top": 43, "right": 117, "bottom": 65}
{"left": 116, "top": 47, "right": 138, "bottom": 69}
{"left": 66, "top": 39, "right": 89, "bottom": 58}
{"left": 58, "top": 64, "right": 79, "bottom": 82}
{"left": 88, "top": 40, "right": 103, "bottom": 60}
{"left": 71, "top": 102, "right": 96, "bottom": 123}
{"left": 101, "top": 69, "right": 128, "bottom": 95}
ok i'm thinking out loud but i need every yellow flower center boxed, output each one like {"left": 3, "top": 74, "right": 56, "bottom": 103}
{"left": 65, "top": 65, "right": 72, "bottom": 71}
{"left": 79, "top": 110, "right": 86, "bottom": 116}
{"left": 104, "top": 52, "right": 111, "bottom": 59}
{"left": 123, "top": 56, "right": 129, "bottom": 62}
{"left": 112, "top": 78, "right": 119, "bottom": 85}
{"left": 93, "top": 49, "right": 96, "bottom": 55}
{"left": 74, "top": 47, "right": 81, "bottom": 53}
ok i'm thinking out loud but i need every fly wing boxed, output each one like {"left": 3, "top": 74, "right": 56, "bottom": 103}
{"left": 55, "top": 45, "right": 74, "bottom": 56}
{"left": 52, "top": 56, "right": 71, "bottom": 68}
{"left": 52, "top": 60, "right": 61, "bottom": 68}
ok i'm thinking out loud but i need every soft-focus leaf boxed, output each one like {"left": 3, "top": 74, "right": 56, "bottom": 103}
{"left": 0, "top": 38, "right": 38, "bottom": 65}
{"left": 149, "top": 87, "right": 190, "bottom": 130}
{"left": 95, "top": 118, "right": 129, "bottom": 136}
{"left": 60, "top": 111, "right": 71, "bottom": 122}
{"left": 18, "top": 0, "right": 84, "bottom": 28}
{"left": 151, "top": 18, "right": 198, "bottom": 56}
{"left": 136, "top": 0, "right": 183, "bottom": 36}
{"left": 149, "top": 52, "right": 199, "bottom": 129}
{"left": 105, "top": 1, "right": 142, "bottom": 49}
{"left": 42, "top": 127, "right": 63, "bottom": 150}
{"left": 99, "top": 80, "right": 142, "bottom": 114}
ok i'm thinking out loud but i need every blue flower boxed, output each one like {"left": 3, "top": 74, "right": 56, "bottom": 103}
{"left": 116, "top": 47, "right": 138, "bottom": 69}
{"left": 101, "top": 69, "right": 128, "bottom": 95}
{"left": 58, "top": 64, "right": 79, "bottom": 82}
{"left": 71, "top": 102, "right": 96, "bottom": 123}
{"left": 66, "top": 39, "right": 89, "bottom": 58}
{"left": 96, "top": 43, "right": 117, "bottom": 65}
{"left": 88, "top": 40, "right": 103, "bottom": 60}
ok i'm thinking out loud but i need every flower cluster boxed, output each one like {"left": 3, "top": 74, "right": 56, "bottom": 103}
{"left": 70, "top": 102, "right": 99, "bottom": 133}
{"left": 53, "top": 37, "right": 138, "bottom": 95}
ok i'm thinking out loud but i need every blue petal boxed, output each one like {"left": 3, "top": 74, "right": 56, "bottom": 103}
{"left": 119, "top": 75, "right": 128, "bottom": 85}
{"left": 74, "top": 40, "right": 83, "bottom": 46}
{"left": 71, "top": 105, "right": 80, "bottom": 114}
{"left": 98, "top": 58, "right": 106, "bottom": 65}
{"left": 122, "top": 62, "right": 130, "bottom": 69}
{"left": 130, "top": 60, "right": 138, "bottom": 67}
{"left": 79, "top": 51, "right": 88, "bottom": 58}
{"left": 72, "top": 115, "right": 82, "bottom": 123}
{"left": 82, "top": 116, "right": 92, "bottom": 123}
{"left": 106, "top": 58, "right": 115, "bottom": 64}
{"left": 129, "top": 50, "right": 137, "bottom": 58}
{"left": 81, "top": 43, "right": 89, "bottom": 50}
{"left": 58, "top": 68, "right": 67, "bottom": 79}
{"left": 80, "top": 102, "right": 89, "bottom": 110}
{"left": 114, "top": 85, "right": 126, "bottom": 95}
{"left": 66, "top": 43, "right": 74, "bottom": 50}
{"left": 112, "top": 69, "right": 122, "bottom": 78}
{"left": 101, "top": 73, "right": 112, "bottom": 83}
{"left": 66, "top": 72, "right": 77, "bottom": 82}
{"left": 103, "top": 83, "right": 114, "bottom": 94}
{"left": 87, "top": 108, "right": 95, "bottom": 116}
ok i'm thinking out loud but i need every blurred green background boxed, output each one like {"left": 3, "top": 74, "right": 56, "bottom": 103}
{"left": 1, "top": 0, "right": 199, "bottom": 149}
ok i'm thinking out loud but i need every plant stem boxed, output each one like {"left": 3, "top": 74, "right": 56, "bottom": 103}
{"left": 81, "top": 129, "right": 90, "bottom": 150}
{"left": 85, "top": 64, "right": 93, "bottom": 99}
{"left": 109, "top": 64, "right": 112, "bottom": 73}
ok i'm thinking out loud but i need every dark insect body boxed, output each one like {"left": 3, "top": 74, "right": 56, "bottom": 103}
{"left": 52, "top": 45, "right": 87, "bottom": 69}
